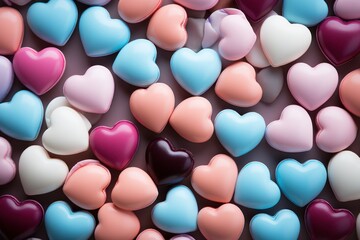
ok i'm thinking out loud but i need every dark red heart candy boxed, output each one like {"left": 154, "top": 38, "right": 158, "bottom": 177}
{"left": 146, "top": 137, "right": 194, "bottom": 185}
{"left": 235, "top": 0, "right": 279, "bottom": 22}
{"left": 305, "top": 199, "right": 355, "bottom": 240}
{"left": 0, "top": 195, "right": 44, "bottom": 240}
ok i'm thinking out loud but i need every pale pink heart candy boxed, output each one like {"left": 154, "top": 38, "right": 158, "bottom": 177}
{"left": 170, "top": 96, "right": 214, "bottom": 143}
{"left": 129, "top": 83, "right": 175, "bottom": 133}
{"left": 0, "top": 137, "right": 15, "bottom": 185}
{"left": 287, "top": 63, "right": 338, "bottom": 111}
{"left": 63, "top": 65, "right": 114, "bottom": 114}
{"left": 334, "top": 0, "right": 360, "bottom": 20}
{"left": 3, "top": 0, "right": 31, "bottom": 6}
{"left": 316, "top": 106, "right": 357, "bottom": 153}
{"left": 111, "top": 167, "right": 158, "bottom": 211}
{"left": 174, "top": 0, "right": 219, "bottom": 10}
{"left": 266, "top": 105, "right": 313, "bottom": 152}
{"left": 136, "top": 229, "right": 165, "bottom": 240}
{"left": 95, "top": 203, "right": 140, "bottom": 240}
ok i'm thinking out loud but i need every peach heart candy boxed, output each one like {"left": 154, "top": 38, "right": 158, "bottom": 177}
{"left": 147, "top": 4, "right": 188, "bottom": 51}
{"left": 339, "top": 68, "right": 360, "bottom": 117}
{"left": 136, "top": 229, "right": 165, "bottom": 240}
{"left": 63, "top": 160, "right": 111, "bottom": 210}
{"left": 0, "top": 7, "right": 24, "bottom": 55}
{"left": 170, "top": 96, "right": 214, "bottom": 143}
{"left": 117, "top": 0, "right": 161, "bottom": 23}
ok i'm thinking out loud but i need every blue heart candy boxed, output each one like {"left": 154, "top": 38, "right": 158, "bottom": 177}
{"left": 0, "top": 90, "right": 43, "bottom": 141}
{"left": 276, "top": 159, "right": 327, "bottom": 207}
{"left": 234, "top": 161, "right": 280, "bottom": 209}
{"left": 283, "top": 0, "right": 328, "bottom": 27}
{"left": 79, "top": 6, "right": 130, "bottom": 57}
{"left": 45, "top": 201, "right": 95, "bottom": 240}
{"left": 170, "top": 48, "right": 222, "bottom": 95}
{"left": 27, "top": 0, "right": 78, "bottom": 46}
{"left": 250, "top": 209, "right": 300, "bottom": 240}
{"left": 215, "top": 109, "right": 266, "bottom": 157}
{"left": 152, "top": 185, "right": 198, "bottom": 233}
{"left": 113, "top": 39, "right": 160, "bottom": 87}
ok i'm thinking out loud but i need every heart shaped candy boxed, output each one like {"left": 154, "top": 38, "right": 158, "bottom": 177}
{"left": 260, "top": 15, "right": 312, "bottom": 67}
{"left": 27, "top": 0, "right": 78, "bottom": 46}
{"left": 357, "top": 214, "right": 360, "bottom": 239}
{"left": 316, "top": 106, "right": 357, "bottom": 153}
{"left": 112, "top": 39, "right": 160, "bottom": 87}
{"left": 130, "top": 83, "right": 175, "bottom": 133}
{"left": 0, "top": 56, "right": 13, "bottom": 102}
{"left": 317, "top": 17, "right": 360, "bottom": 65}
{"left": 19, "top": 145, "right": 69, "bottom": 195}
{"left": 328, "top": 151, "right": 360, "bottom": 202}
{"left": 90, "top": 121, "right": 139, "bottom": 171}
{"left": 63, "top": 160, "right": 111, "bottom": 210}
{"left": 137, "top": 229, "right": 165, "bottom": 240}
{"left": 171, "top": 235, "right": 195, "bottom": 240}
{"left": 0, "top": 7, "right": 23, "bottom": 55}
{"left": 13, "top": 47, "right": 66, "bottom": 95}
{"left": 147, "top": 4, "right": 188, "bottom": 51}
{"left": 146, "top": 138, "right": 194, "bottom": 185}
{"left": 152, "top": 185, "right": 198, "bottom": 233}
{"left": 0, "top": 137, "right": 15, "bottom": 185}
{"left": 171, "top": 48, "right": 222, "bottom": 95}
{"left": 95, "top": 203, "right": 140, "bottom": 240}
{"left": 215, "top": 109, "right": 266, "bottom": 157}
{"left": 42, "top": 106, "right": 89, "bottom": 155}
{"left": 250, "top": 209, "right": 300, "bottom": 240}
{"left": 215, "top": 62, "right": 262, "bottom": 107}
{"left": 287, "top": 63, "right": 338, "bottom": 111}
{"left": 339, "top": 69, "right": 360, "bottom": 117}
{"left": 305, "top": 199, "right": 355, "bottom": 240}
{"left": 234, "top": 161, "right": 281, "bottom": 209}
{"left": 45, "top": 201, "right": 96, "bottom": 240}
{"left": 0, "top": 90, "right": 43, "bottom": 141}
{"left": 276, "top": 159, "right": 327, "bottom": 207}
{"left": 334, "top": 0, "right": 360, "bottom": 20}
{"left": 79, "top": 6, "right": 130, "bottom": 57}
{"left": 191, "top": 154, "right": 237, "bottom": 203}
{"left": 174, "top": 0, "right": 218, "bottom": 10}
{"left": 0, "top": 195, "right": 44, "bottom": 240}
{"left": 235, "top": 0, "right": 279, "bottom": 22}
{"left": 257, "top": 67, "right": 284, "bottom": 104}
{"left": 283, "top": 0, "right": 328, "bottom": 26}
{"left": 77, "top": 0, "right": 111, "bottom": 5}
{"left": 198, "top": 203, "right": 245, "bottom": 240}
{"left": 266, "top": 105, "right": 313, "bottom": 152}
{"left": 118, "top": 0, "right": 161, "bottom": 23}
{"left": 63, "top": 65, "right": 114, "bottom": 114}
{"left": 170, "top": 97, "right": 213, "bottom": 143}
{"left": 111, "top": 167, "right": 158, "bottom": 211}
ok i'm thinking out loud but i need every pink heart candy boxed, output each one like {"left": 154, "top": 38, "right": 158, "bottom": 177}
{"left": 287, "top": 63, "right": 338, "bottom": 111}
{"left": 174, "top": 0, "right": 219, "bottom": 10}
{"left": 90, "top": 121, "right": 139, "bottom": 171}
{"left": 13, "top": 47, "right": 65, "bottom": 95}
{"left": 266, "top": 105, "right": 313, "bottom": 152}
{"left": 0, "top": 137, "right": 16, "bottom": 185}
{"left": 334, "top": 0, "right": 360, "bottom": 20}
{"left": 63, "top": 160, "right": 111, "bottom": 210}
{"left": 63, "top": 65, "right": 114, "bottom": 114}
{"left": 136, "top": 229, "right": 165, "bottom": 240}
{"left": 316, "top": 106, "right": 357, "bottom": 153}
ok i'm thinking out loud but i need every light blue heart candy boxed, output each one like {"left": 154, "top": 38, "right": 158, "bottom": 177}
{"left": 79, "top": 6, "right": 130, "bottom": 57}
{"left": 152, "top": 185, "right": 198, "bottom": 233}
{"left": 170, "top": 48, "right": 222, "bottom": 95}
{"left": 112, "top": 39, "right": 160, "bottom": 87}
{"left": 27, "top": 0, "right": 78, "bottom": 46}
{"left": 283, "top": 0, "right": 328, "bottom": 27}
{"left": 276, "top": 159, "right": 327, "bottom": 207}
{"left": 45, "top": 201, "right": 95, "bottom": 240}
{"left": 0, "top": 90, "right": 43, "bottom": 141}
{"left": 250, "top": 209, "right": 300, "bottom": 240}
{"left": 234, "top": 161, "right": 280, "bottom": 209}
{"left": 215, "top": 109, "right": 266, "bottom": 157}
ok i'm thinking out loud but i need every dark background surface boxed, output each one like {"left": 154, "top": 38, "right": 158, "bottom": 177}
{"left": 1, "top": 0, "right": 360, "bottom": 239}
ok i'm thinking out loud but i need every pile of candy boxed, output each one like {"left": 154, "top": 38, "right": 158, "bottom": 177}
{"left": 1, "top": 0, "right": 360, "bottom": 239}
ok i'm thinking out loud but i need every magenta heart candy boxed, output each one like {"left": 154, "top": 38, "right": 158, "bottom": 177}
{"left": 317, "top": 17, "right": 360, "bottom": 66}
{"left": 0, "top": 137, "right": 16, "bottom": 185}
{"left": 13, "top": 47, "right": 66, "bottom": 95}
{"left": 0, "top": 56, "right": 13, "bottom": 102}
{"left": 235, "top": 0, "right": 279, "bottom": 22}
{"left": 305, "top": 199, "right": 355, "bottom": 240}
{"left": 0, "top": 195, "right": 44, "bottom": 240}
{"left": 90, "top": 120, "right": 139, "bottom": 171}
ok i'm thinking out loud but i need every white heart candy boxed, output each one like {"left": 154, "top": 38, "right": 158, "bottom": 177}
{"left": 19, "top": 145, "right": 69, "bottom": 195}
{"left": 42, "top": 106, "right": 89, "bottom": 155}
{"left": 328, "top": 151, "right": 360, "bottom": 202}
{"left": 260, "top": 15, "right": 312, "bottom": 67}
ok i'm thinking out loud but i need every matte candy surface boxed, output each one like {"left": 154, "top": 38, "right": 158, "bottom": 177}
{"left": 334, "top": 0, "right": 360, "bottom": 20}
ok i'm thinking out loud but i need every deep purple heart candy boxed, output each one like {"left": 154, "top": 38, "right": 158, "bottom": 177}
{"left": 235, "top": 0, "right": 279, "bottom": 22}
